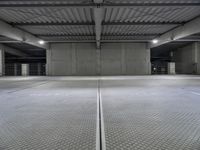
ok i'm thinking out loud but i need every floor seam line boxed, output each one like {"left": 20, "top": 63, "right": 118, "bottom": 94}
{"left": 96, "top": 79, "right": 106, "bottom": 150}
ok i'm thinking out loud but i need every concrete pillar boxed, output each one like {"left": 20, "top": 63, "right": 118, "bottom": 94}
{"left": 146, "top": 44, "right": 151, "bottom": 75}
{"left": 194, "top": 42, "right": 200, "bottom": 74}
{"left": 96, "top": 48, "right": 101, "bottom": 75}
{"left": 71, "top": 43, "right": 76, "bottom": 75}
{"left": 168, "top": 62, "right": 176, "bottom": 74}
{"left": 46, "top": 49, "right": 51, "bottom": 76}
{"left": 14, "top": 63, "right": 18, "bottom": 76}
{"left": 21, "top": 64, "right": 29, "bottom": 76}
{"left": 0, "top": 45, "right": 5, "bottom": 76}
{"left": 37, "top": 63, "right": 41, "bottom": 76}
{"left": 198, "top": 42, "right": 200, "bottom": 74}
{"left": 121, "top": 44, "right": 126, "bottom": 75}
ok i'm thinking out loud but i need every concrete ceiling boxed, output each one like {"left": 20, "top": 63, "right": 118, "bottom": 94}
{"left": 0, "top": 0, "right": 199, "bottom": 50}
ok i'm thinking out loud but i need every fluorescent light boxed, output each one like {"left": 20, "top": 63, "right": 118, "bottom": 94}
{"left": 38, "top": 40, "right": 45, "bottom": 45}
{"left": 152, "top": 39, "right": 158, "bottom": 44}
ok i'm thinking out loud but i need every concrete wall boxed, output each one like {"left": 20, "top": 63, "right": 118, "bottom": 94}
{"left": 47, "top": 43, "right": 97, "bottom": 76}
{"left": 174, "top": 42, "right": 200, "bottom": 74}
{"left": 101, "top": 43, "right": 150, "bottom": 75}
{"left": 47, "top": 43, "right": 151, "bottom": 76}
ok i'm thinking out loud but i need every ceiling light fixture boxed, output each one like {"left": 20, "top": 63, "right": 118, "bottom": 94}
{"left": 38, "top": 40, "right": 45, "bottom": 45}
{"left": 152, "top": 39, "right": 158, "bottom": 44}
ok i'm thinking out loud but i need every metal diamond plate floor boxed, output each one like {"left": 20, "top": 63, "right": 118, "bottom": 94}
{"left": 1, "top": 76, "right": 200, "bottom": 150}
{"left": 101, "top": 76, "right": 200, "bottom": 150}
{"left": 0, "top": 77, "right": 97, "bottom": 150}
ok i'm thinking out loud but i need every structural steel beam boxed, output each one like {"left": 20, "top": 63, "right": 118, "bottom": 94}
{"left": 13, "top": 21, "right": 183, "bottom": 26}
{"left": 0, "top": 3, "right": 199, "bottom": 8}
{"left": 103, "top": 22, "right": 183, "bottom": 26}
{"left": 93, "top": 0, "right": 104, "bottom": 49}
{"left": 37, "top": 33, "right": 158, "bottom": 37}
{"left": 176, "top": 39, "right": 200, "bottom": 42}
{"left": 3, "top": 45, "right": 28, "bottom": 57}
{"left": 151, "top": 16, "right": 200, "bottom": 48}
{"left": 0, "top": 20, "right": 48, "bottom": 49}
{"left": 103, "top": 3, "right": 200, "bottom": 7}
{"left": 45, "top": 38, "right": 154, "bottom": 43}
{"left": 38, "top": 34, "right": 157, "bottom": 43}
{"left": 0, "top": 3, "right": 95, "bottom": 8}
{"left": 0, "top": 41, "right": 21, "bottom": 43}
{"left": 13, "top": 22, "right": 95, "bottom": 26}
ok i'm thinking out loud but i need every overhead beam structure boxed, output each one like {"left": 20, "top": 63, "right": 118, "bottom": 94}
{"left": 37, "top": 34, "right": 157, "bottom": 43}
{"left": 38, "top": 33, "right": 158, "bottom": 37}
{"left": 151, "top": 16, "right": 200, "bottom": 48}
{"left": 103, "top": 3, "right": 200, "bottom": 7}
{"left": 3, "top": 45, "right": 29, "bottom": 57}
{"left": 93, "top": 0, "right": 104, "bottom": 49}
{"left": 13, "top": 22, "right": 184, "bottom": 26}
{"left": 0, "top": 20, "right": 48, "bottom": 49}
{"left": 0, "top": 3, "right": 199, "bottom": 8}
{"left": 44, "top": 40, "right": 153, "bottom": 43}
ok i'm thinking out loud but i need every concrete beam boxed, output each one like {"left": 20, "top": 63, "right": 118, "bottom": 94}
{"left": 0, "top": 20, "right": 48, "bottom": 49}
{"left": 151, "top": 16, "right": 200, "bottom": 48}
{"left": 3, "top": 45, "right": 28, "bottom": 57}
{"left": 93, "top": 0, "right": 104, "bottom": 49}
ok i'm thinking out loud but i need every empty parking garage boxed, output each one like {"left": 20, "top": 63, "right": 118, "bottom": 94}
{"left": 0, "top": 1, "right": 200, "bottom": 150}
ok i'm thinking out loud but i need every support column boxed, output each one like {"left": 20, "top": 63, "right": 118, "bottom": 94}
{"left": 0, "top": 45, "right": 5, "bottom": 76}
{"left": 37, "top": 63, "right": 41, "bottom": 76}
{"left": 193, "top": 42, "right": 200, "bottom": 74}
{"left": 14, "top": 63, "right": 18, "bottom": 76}
{"left": 121, "top": 44, "right": 126, "bottom": 75}
{"left": 146, "top": 44, "right": 151, "bottom": 75}
{"left": 46, "top": 48, "right": 51, "bottom": 76}
{"left": 96, "top": 48, "right": 101, "bottom": 75}
{"left": 21, "top": 64, "right": 29, "bottom": 76}
{"left": 168, "top": 62, "right": 176, "bottom": 74}
{"left": 71, "top": 43, "right": 77, "bottom": 75}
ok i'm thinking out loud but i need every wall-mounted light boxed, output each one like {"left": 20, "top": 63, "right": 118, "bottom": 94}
{"left": 38, "top": 40, "right": 45, "bottom": 45}
{"left": 152, "top": 39, "right": 158, "bottom": 44}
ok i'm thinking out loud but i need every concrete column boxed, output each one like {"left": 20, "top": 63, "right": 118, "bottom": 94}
{"left": 146, "top": 44, "right": 151, "bottom": 75}
{"left": 37, "top": 63, "right": 41, "bottom": 76}
{"left": 121, "top": 44, "right": 126, "bottom": 75}
{"left": 194, "top": 42, "right": 200, "bottom": 74}
{"left": 21, "top": 64, "right": 29, "bottom": 76}
{"left": 168, "top": 62, "right": 176, "bottom": 74}
{"left": 14, "top": 63, "right": 18, "bottom": 76}
{"left": 198, "top": 42, "right": 200, "bottom": 74}
{"left": 46, "top": 49, "right": 51, "bottom": 76}
{"left": 96, "top": 48, "right": 101, "bottom": 75}
{"left": 71, "top": 43, "right": 76, "bottom": 75}
{"left": 0, "top": 45, "right": 5, "bottom": 76}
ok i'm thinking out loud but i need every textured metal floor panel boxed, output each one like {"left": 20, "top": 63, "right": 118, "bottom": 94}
{"left": 0, "top": 78, "right": 97, "bottom": 150}
{"left": 1, "top": 76, "right": 200, "bottom": 150}
{"left": 101, "top": 78, "right": 200, "bottom": 150}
